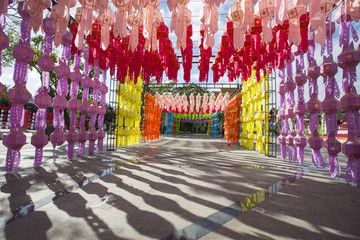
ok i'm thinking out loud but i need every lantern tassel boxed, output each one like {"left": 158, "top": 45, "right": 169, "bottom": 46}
{"left": 345, "top": 158, "right": 360, "bottom": 185}
{"left": 281, "top": 144, "right": 286, "bottom": 159}
{"left": 328, "top": 155, "right": 341, "bottom": 178}
{"left": 312, "top": 149, "right": 325, "bottom": 168}
{"left": 89, "top": 141, "right": 95, "bottom": 155}
{"left": 297, "top": 147, "right": 304, "bottom": 165}
{"left": 97, "top": 139, "right": 103, "bottom": 152}
{"left": 68, "top": 143, "right": 75, "bottom": 160}
{"left": 34, "top": 148, "right": 43, "bottom": 168}
{"left": 5, "top": 149, "right": 14, "bottom": 173}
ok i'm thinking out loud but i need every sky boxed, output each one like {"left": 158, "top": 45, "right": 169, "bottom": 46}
{"left": 1, "top": 0, "right": 360, "bottom": 105}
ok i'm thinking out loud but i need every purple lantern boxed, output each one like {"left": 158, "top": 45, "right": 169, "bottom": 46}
{"left": 306, "top": 31, "right": 326, "bottom": 168}
{"left": 294, "top": 49, "right": 307, "bottom": 164}
{"left": 277, "top": 68, "right": 287, "bottom": 159}
{"left": 77, "top": 48, "right": 91, "bottom": 157}
{"left": 285, "top": 58, "right": 297, "bottom": 162}
{"left": 340, "top": 88, "right": 360, "bottom": 185}
{"left": 97, "top": 73, "right": 108, "bottom": 152}
{"left": 337, "top": 7, "right": 360, "bottom": 185}
{"left": 67, "top": 52, "right": 82, "bottom": 159}
{"left": 88, "top": 63, "right": 101, "bottom": 155}
{"left": 3, "top": 2, "right": 33, "bottom": 172}
{"left": 50, "top": 31, "right": 72, "bottom": 162}
{"left": 321, "top": 20, "right": 342, "bottom": 177}
{"left": 31, "top": 17, "right": 55, "bottom": 168}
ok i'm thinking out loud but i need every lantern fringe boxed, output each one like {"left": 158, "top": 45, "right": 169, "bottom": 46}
{"left": 52, "top": 146, "right": 56, "bottom": 163}
{"left": 345, "top": 158, "right": 360, "bottom": 185}
{"left": 297, "top": 147, "right": 304, "bottom": 165}
{"left": 289, "top": 146, "right": 297, "bottom": 162}
{"left": 312, "top": 149, "right": 325, "bottom": 168}
{"left": 34, "top": 148, "right": 43, "bottom": 168}
{"left": 67, "top": 143, "right": 75, "bottom": 160}
{"left": 89, "top": 141, "right": 95, "bottom": 155}
{"left": 5, "top": 149, "right": 15, "bottom": 173}
{"left": 97, "top": 140, "right": 103, "bottom": 152}
{"left": 77, "top": 142, "right": 85, "bottom": 157}
{"left": 328, "top": 155, "right": 341, "bottom": 178}
{"left": 281, "top": 144, "right": 286, "bottom": 159}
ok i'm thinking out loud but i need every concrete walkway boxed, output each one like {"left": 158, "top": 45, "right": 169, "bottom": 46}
{"left": 1, "top": 134, "right": 359, "bottom": 240}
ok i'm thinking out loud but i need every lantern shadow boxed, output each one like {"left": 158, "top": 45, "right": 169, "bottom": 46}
{"left": 5, "top": 211, "right": 52, "bottom": 240}
{"left": 1, "top": 173, "right": 33, "bottom": 223}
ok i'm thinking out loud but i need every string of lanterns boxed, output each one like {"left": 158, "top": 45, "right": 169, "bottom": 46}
{"left": 158, "top": 92, "right": 230, "bottom": 114}
{"left": 115, "top": 77, "right": 143, "bottom": 146}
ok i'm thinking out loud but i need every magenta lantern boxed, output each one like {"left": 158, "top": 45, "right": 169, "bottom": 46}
{"left": 8, "top": 85, "right": 30, "bottom": 105}
{"left": 53, "top": 95, "right": 67, "bottom": 110}
{"left": 13, "top": 43, "right": 34, "bottom": 63}
{"left": 38, "top": 56, "right": 54, "bottom": 72}
{"left": 34, "top": 92, "right": 52, "bottom": 109}
{"left": 3, "top": 130, "right": 26, "bottom": 151}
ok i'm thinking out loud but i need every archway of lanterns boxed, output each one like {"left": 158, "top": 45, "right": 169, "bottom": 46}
{"left": 0, "top": 0, "right": 359, "bottom": 186}
{"left": 108, "top": 75, "right": 277, "bottom": 158}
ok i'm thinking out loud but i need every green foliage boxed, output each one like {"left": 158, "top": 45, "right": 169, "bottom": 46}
{"left": 45, "top": 125, "right": 55, "bottom": 136}
{"left": 0, "top": 85, "right": 11, "bottom": 107}
{"left": 105, "top": 104, "right": 116, "bottom": 124}
{"left": 2, "top": 29, "right": 60, "bottom": 95}
{"left": 146, "top": 78, "right": 209, "bottom": 96}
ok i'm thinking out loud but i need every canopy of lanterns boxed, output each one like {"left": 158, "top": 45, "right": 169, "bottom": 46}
{"left": 0, "top": 0, "right": 360, "bottom": 187}
{"left": 155, "top": 92, "right": 230, "bottom": 114}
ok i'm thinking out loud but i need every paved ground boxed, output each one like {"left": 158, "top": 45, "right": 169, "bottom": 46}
{"left": 0, "top": 134, "right": 359, "bottom": 240}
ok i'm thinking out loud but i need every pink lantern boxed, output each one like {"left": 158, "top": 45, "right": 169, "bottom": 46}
{"left": 112, "top": 0, "right": 131, "bottom": 38}
{"left": 97, "top": 8, "right": 115, "bottom": 50}
{"left": 254, "top": 0, "right": 275, "bottom": 44}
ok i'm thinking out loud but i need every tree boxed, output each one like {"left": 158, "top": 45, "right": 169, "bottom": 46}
{"left": 145, "top": 78, "right": 209, "bottom": 95}
{"left": 0, "top": 85, "right": 11, "bottom": 107}
{"left": 2, "top": 29, "right": 59, "bottom": 97}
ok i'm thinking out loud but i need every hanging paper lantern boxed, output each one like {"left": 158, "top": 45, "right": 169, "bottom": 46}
{"left": 338, "top": 36, "right": 360, "bottom": 184}
{"left": 3, "top": 2, "right": 33, "bottom": 173}
{"left": 77, "top": 47, "right": 92, "bottom": 157}
{"left": 88, "top": 63, "right": 101, "bottom": 155}
{"left": 74, "top": 0, "right": 96, "bottom": 50}
{"left": 349, "top": 0, "right": 360, "bottom": 22}
{"left": 24, "top": 0, "right": 51, "bottom": 33}
{"left": 31, "top": 17, "right": 55, "bottom": 168}
{"left": 285, "top": 58, "right": 297, "bottom": 161}
{"left": 314, "top": 0, "right": 339, "bottom": 45}
{"left": 306, "top": 32, "right": 326, "bottom": 168}
{"left": 294, "top": 51, "right": 307, "bottom": 164}
{"left": 229, "top": 2, "right": 244, "bottom": 50}
{"left": 319, "top": 16, "right": 342, "bottom": 177}
{"left": 241, "top": 0, "right": 254, "bottom": 33}
{"left": 200, "top": 2, "right": 218, "bottom": 49}
{"left": 51, "top": 0, "right": 77, "bottom": 46}
{"left": 277, "top": 68, "right": 287, "bottom": 159}
{"left": 254, "top": 0, "right": 275, "bottom": 44}
{"left": 287, "top": 0, "right": 306, "bottom": 46}
{"left": 201, "top": 93, "right": 209, "bottom": 114}
{"left": 97, "top": 8, "right": 115, "bottom": 50}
